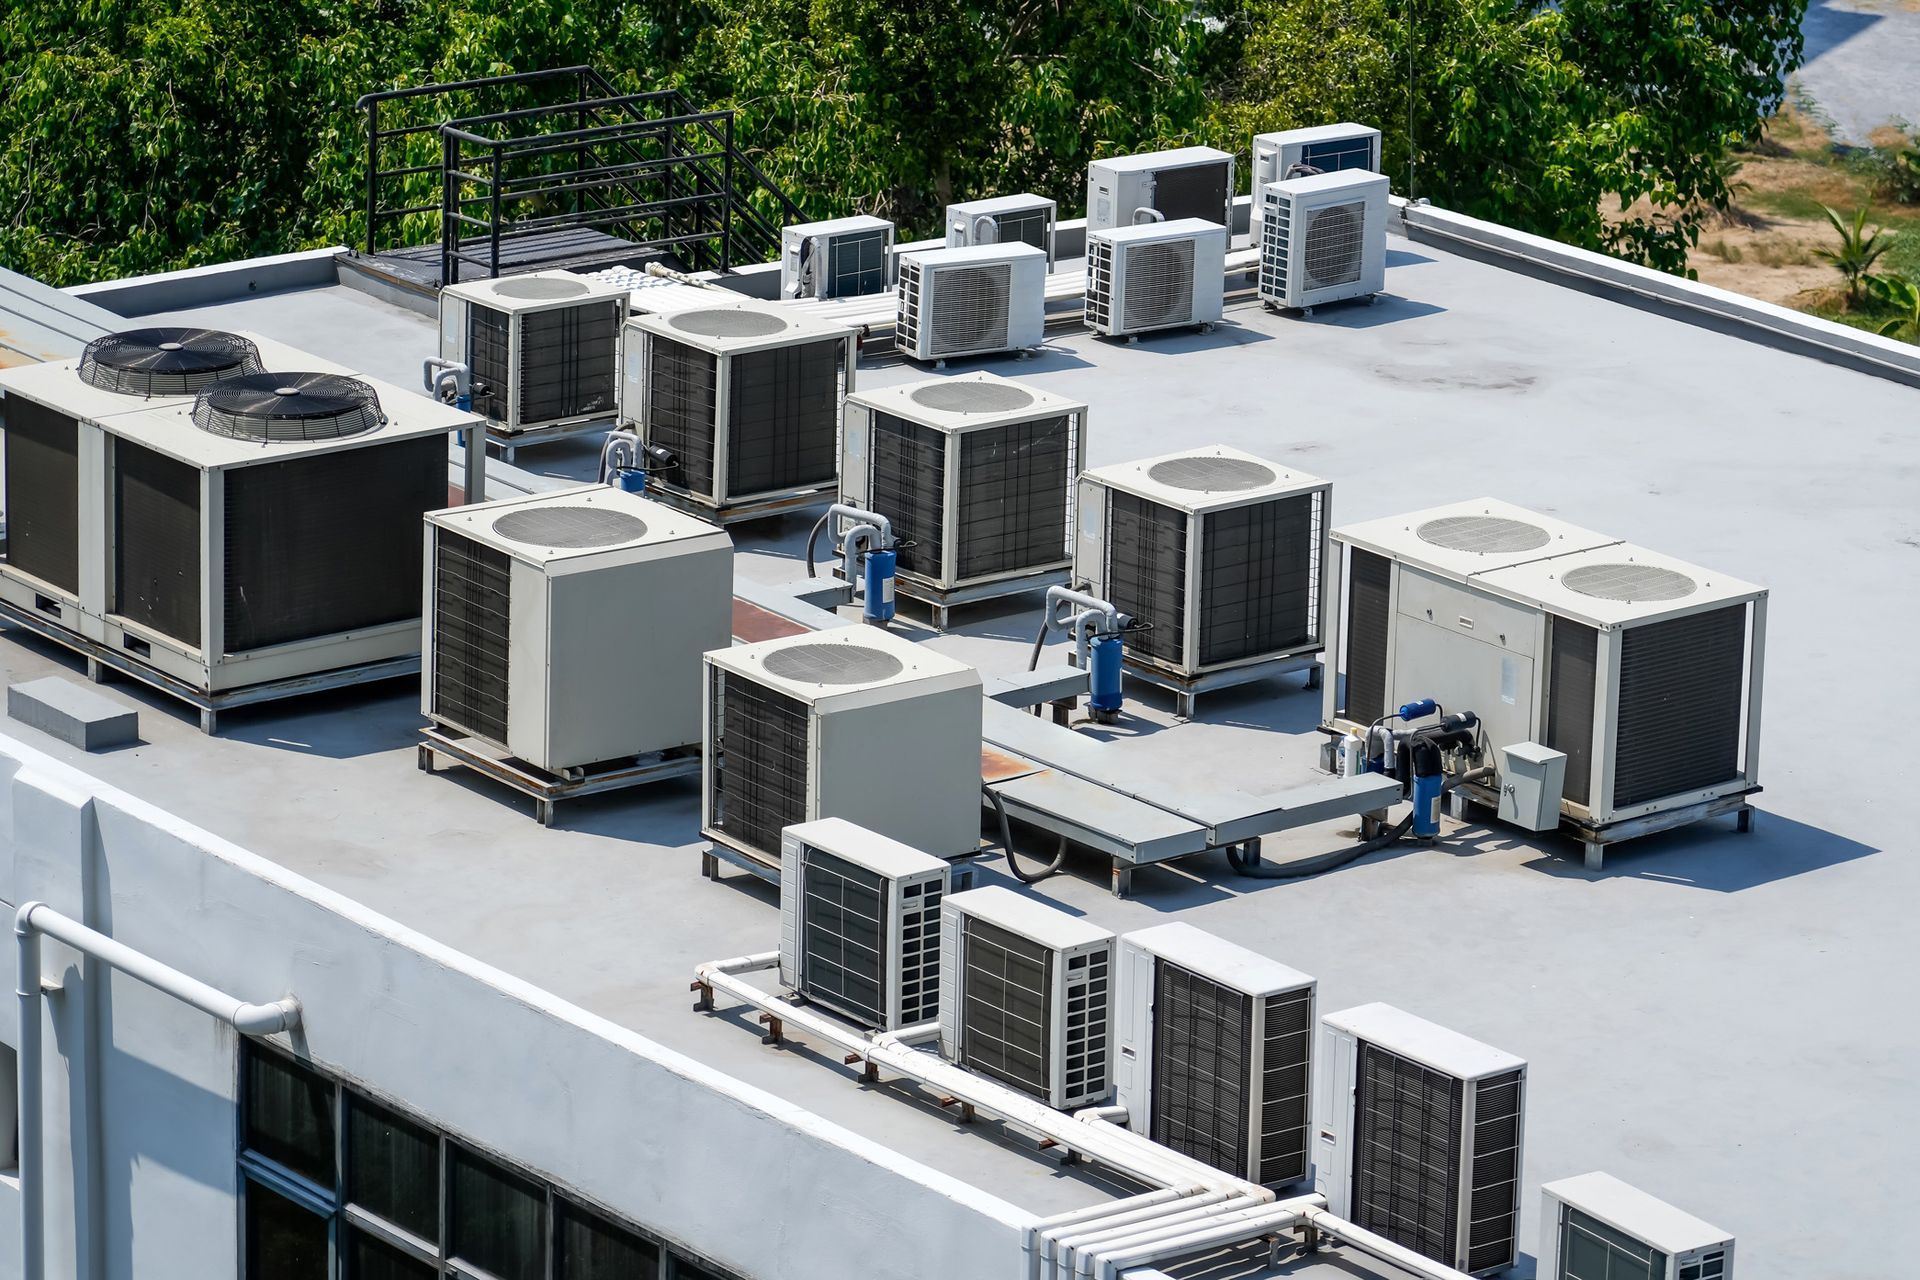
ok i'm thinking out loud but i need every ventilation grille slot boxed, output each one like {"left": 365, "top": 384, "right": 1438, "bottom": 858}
{"left": 1300, "top": 137, "right": 1376, "bottom": 173}
{"left": 1546, "top": 618, "right": 1598, "bottom": 807}
{"left": 1121, "top": 238, "right": 1196, "bottom": 333}
{"left": 1086, "top": 238, "right": 1115, "bottom": 333}
{"left": 869, "top": 413, "right": 946, "bottom": 581}
{"left": 1343, "top": 548, "right": 1391, "bottom": 722}
{"left": 1613, "top": 605, "right": 1746, "bottom": 809}
{"left": 113, "top": 441, "right": 202, "bottom": 646}
{"left": 1260, "top": 191, "right": 1293, "bottom": 299}
{"left": 1257, "top": 988, "right": 1313, "bottom": 1186}
{"left": 959, "top": 919, "right": 1052, "bottom": 1100}
{"left": 989, "top": 208, "right": 1050, "bottom": 254}
{"left": 956, "top": 414, "right": 1074, "bottom": 582}
{"left": 1354, "top": 1044, "right": 1465, "bottom": 1268}
{"left": 898, "top": 878, "right": 943, "bottom": 1027}
{"left": 514, "top": 300, "right": 620, "bottom": 426}
{"left": 1304, "top": 200, "right": 1366, "bottom": 290}
{"left": 644, "top": 335, "right": 719, "bottom": 499}
{"left": 926, "top": 263, "right": 1011, "bottom": 356}
{"left": 726, "top": 338, "right": 842, "bottom": 499}
{"left": 1466, "top": 1069, "right": 1524, "bottom": 1273}
{"left": 1105, "top": 492, "right": 1187, "bottom": 668}
{"left": 2, "top": 397, "right": 80, "bottom": 594}
{"left": 431, "top": 530, "right": 511, "bottom": 746}
{"left": 1150, "top": 963, "right": 1253, "bottom": 1177}
{"left": 1060, "top": 946, "right": 1110, "bottom": 1106}
{"left": 469, "top": 303, "right": 513, "bottom": 425}
{"left": 1151, "top": 160, "right": 1230, "bottom": 224}
{"left": 798, "top": 846, "right": 888, "bottom": 1027}
{"left": 1196, "top": 490, "right": 1320, "bottom": 668}
{"left": 898, "top": 259, "right": 925, "bottom": 354}
{"left": 710, "top": 671, "right": 809, "bottom": 859}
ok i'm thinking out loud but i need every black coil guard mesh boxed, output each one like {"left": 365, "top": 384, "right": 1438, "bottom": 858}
{"left": 78, "top": 328, "right": 264, "bottom": 397}
{"left": 191, "top": 373, "right": 386, "bottom": 442}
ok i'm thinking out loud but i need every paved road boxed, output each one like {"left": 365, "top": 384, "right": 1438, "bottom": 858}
{"left": 1794, "top": 0, "right": 1920, "bottom": 145}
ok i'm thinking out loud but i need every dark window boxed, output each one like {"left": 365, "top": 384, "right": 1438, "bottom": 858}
{"left": 449, "top": 1145, "right": 547, "bottom": 1280}
{"left": 245, "top": 1181, "right": 329, "bottom": 1280}
{"left": 245, "top": 1050, "right": 336, "bottom": 1188}
{"left": 348, "top": 1096, "right": 440, "bottom": 1244}
{"left": 346, "top": 1227, "right": 437, "bottom": 1280}
{"left": 558, "top": 1198, "right": 662, "bottom": 1279}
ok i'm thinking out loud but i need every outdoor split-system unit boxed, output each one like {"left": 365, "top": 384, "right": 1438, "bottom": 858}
{"left": 946, "top": 194, "right": 1058, "bottom": 270}
{"left": 1258, "top": 169, "right": 1390, "bottom": 312}
{"left": 422, "top": 483, "right": 732, "bottom": 774}
{"left": 1251, "top": 124, "right": 1383, "bottom": 248}
{"left": 896, "top": 242, "right": 1047, "bottom": 365}
{"left": 840, "top": 372, "right": 1087, "bottom": 626}
{"left": 1317, "top": 1003, "right": 1527, "bottom": 1276}
{"left": 778, "top": 816, "right": 950, "bottom": 1031}
{"left": 1324, "top": 498, "right": 1766, "bottom": 861}
{"left": 1542, "top": 1172, "right": 1733, "bottom": 1280}
{"left": 0, "top": 327, "right": 475, "bottom": 727}
{"left": 1116, "top": 923, "right": 1315, "bottom": 1188}
{"left": 782, "top": 214, "right": 896, "bottom": 300}
{"left": 1086, "top": 217, "right": 1228, "bottom": 340}
{"left": 702, "top": 626, "right": 983, "bottom": 872}
{"left": 437, "top": 270, "right": 629, "bottom": 447}
{"left": 1086, "top": 146, "right": 1236, "bottom": 232}
{"left": 938, "top": 885, "right": 1114, "bottom": 1110}
{"left": 620, "top": 304, "right": 857, "bottom": 521}
{"left": 1076, "top": 445, "right": 1332, "bottom": 714}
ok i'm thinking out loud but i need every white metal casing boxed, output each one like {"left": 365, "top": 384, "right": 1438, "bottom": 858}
{"left": 777, "top": 817, "right": 951, "bottom": 1031}
{"left": 938, "top": 885, "right": 1115, "bottom": 1110}
{"left": 421, "top": 484, "right": 732, "bottom": 773}
{"left": 1251, "top": 124, "right": 1383, "bottom": 248}
{"left": 1257, "top": 171, "right": 1390, "bottom": 310}
{"left": 1085, "top": 218, "right": 1228, "bottom": 338}
{"left": 1115, "top": 922, "right": 1316, "bottom": 1187}
{"left": 944, "top": 194, "right": 1058, "bottom": 271}
{"left": 1316, "top": 1003, "right": 1528, "bottom": 1276}
{"left": 840, "top": 372, "right": 1088, "bottom": 592}
{"left": 1085, "top": 147, "right": 1236, "bottom": 232}
{"left": 437, "top": 270, "right": 630, "bottom": 436}
{"left": 781, "top": 215, "right": 896, "bottom": 300}
{"left": 895, "top": 243, "right": 1047, "bottom": 363}
{"left": 1541, "top": 1173, "right": 1734, "bottom": 1280}
{"left": 701, "top": 627, "right": 983, "bottom": 863}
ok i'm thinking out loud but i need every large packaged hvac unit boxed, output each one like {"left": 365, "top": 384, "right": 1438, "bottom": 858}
{"left": 422, "top": 484, "right": 732, "bottom": 774}
{"left": 1258, "top": 170, "right": 1390, "bottom": 312}
{"left": 619, "top": 304, "right": 857, "bottom": 521}
{"left": 938, "top": 885, "right": 1115, "bottom": 1110}
{"left": 778, "top": 816, "right": 951, "bottom": 1031}
{"left": 896, "top": 243, "right": 1047, "bottom": 365}
{"left": 840, "top": 372, "right": 1087, "bottom": 626}
{"left": 1075, "top": 445, "right": 1332, "bottom": 714}
{"left": 1317, "top": 1003, "right": 1527, "bottom": 1276}
{"left": 782, "top": 215, "right": 896, "bottom": 300}
{"left": 1541, "top": 1173, "right": 1734, "bottom": 1280}
{"left": 1086, "top": 147, "right": 1236, "bottom": 233}
{"left": 1115, "top": 923, "right": 1315, "bottom": 1188}
{"left": 437, "top": 271, "right": 629, "bottom": 448}
{"left": 702, "top": 627, "right": 983, "bottom": 872}
{"left": 945, "top": 194, "right": 1058, "bottom": 271}
{"left": 1086, "top": 218, "right": 1228, "bottom": 340}
{"left": 1251, "top": 124, "right": 1382, "bottom": 248}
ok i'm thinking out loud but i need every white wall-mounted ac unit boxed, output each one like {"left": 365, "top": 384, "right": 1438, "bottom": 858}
{"left": 778, "top": 816, "right": 951, "bottom": 1031}
{"left": 1115, "top": 922, "right": 1315, "bottom": 1188}
{"left": 938, "top": 885, "right": 1114, "bottom": 1110}
{"left": 896, "top": 243, "right": 1046, "bottom": 364}
{"left": 1086, "top": 217, "right": 1227, "bottom": 339}
{"left": 782, "top": 215, "right": 896, "bottom": 300}
{"left": 1251, "top": 124, "right": 1383, "bottom": 248}
{"left": 1258, "top": 170, "right": 1389, "bottom": 311}
{"left": 1317, "top": 1003, "right": 1528, "bottom": 1276}
{"left": 702, "top": 627, "right": 983, "bottom": 869}
{"left": 945, "top": 194, "right": 1058, "bottom": 271}
{"left": 1076, "top": 445, "right": 1332, "bottom": 681}
{"left": 1542, "top": 1173, "right": 1734, "bottom": 1280}
{"left": 437, "top": 270, "right": 629, "bottom": 439}
{"left": 1086, "top": 147, "right": 1235, "bottom": 233}
{"left": 840, "top": 372, "right": 1087, "bottom": 595}
{"left": 422, "top": 483, "right": 732, "bottom": 773}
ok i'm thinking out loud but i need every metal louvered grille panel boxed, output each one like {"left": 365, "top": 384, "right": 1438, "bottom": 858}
{"left": 899, "top": 879, "right": 943, "bottom": 1027}
{"left": 431, "top": 531, "right": 510, "bottom": 745}
{"left": 1547, "top": 619, "right": 1599, "bottom": 806}
{"left": 1153, "top": 161, "right": 1229, "bottom": 224}
{"left": 898, "top": 260, "right": 925, "bottom": 354}
{"left": 645, "top": 335, "right": 719, "bottom": 498}
{"left": 928, "top": 264, "right": 1011, "bottom": 356}
{"left": 515, "top": 301, "right": 620, "bottom": 425}
{"left": 113, "top": 441, "right": 202, "bottom": 646}
{"left": 1261, "top": 193, "right": 1293, "bottom": 299}
{"left": 1614, "top": 606, "right": 1746, "bottom": 809}
{"left": 957, "top": 414, "right": 1074, "bottom": 581}
{"left": 1354, "top": 1044, "right": 1464, "bottom": 1268}
{"left": 1105, "top": 492, "right": 1186, "bottom": 666}
{"left": 727, "top": 338, "right": 842, "bottom": 498}
{"left": 959, "top": 919, "right": 1053, "bottom": 1100}
{"left": 1086, "top": 239, "right": 1115, "bottom": 332}
{"left": 468, "top": 304, "right": 513, "bottom": 424}
{"left": 1257, "top": 989, "right": 1313, "bottom": 1185}
{"left": 1343, "top": 549, "right": 1391, "bottom": 722}
{"left": 1061, "top": 946, "right": 1110, "bottom": 1106}
{"left": 798, "top": 846, "right": 888, "bottom": 1027}
{"left": 1467, "top": 1069, "right": 1524, "bottom": 1273}
{"left": 1150, "top": 963, "right": 1253, "bottom": 1176}
{"left": 1304, "top": 201, "right": 1366, "bottom": 290}
{"left": 2, "top": 397, "right": 80, "bottom": 593}
{"left": 711, "top": 672, "right": 809, "bottom": 860}
{"left": 1121, "top": 239, "right": 1195, "bottom": 333}
{"left": 1301, "top": 138, "right": 1375, "bottom": 172}
{"left": 869, "top": 413, "right": 945, "bottom": 580}
{"left": 1197, "top": 491, "right": 1319, "bottom": 668}
{"left": 825, "top": 230, "right": 889, "bottom": 298}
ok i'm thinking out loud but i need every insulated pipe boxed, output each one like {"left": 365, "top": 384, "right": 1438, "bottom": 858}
{"left": 1088, "top": 1200, "right": 1318, "bottom": 1279}
{"left": 1028, "top": 1187, "right": 1208, "bottom": 1280}
{"left": 1041, "top": 1189, "right": 1233, "bottom": 1271}
{"left": 1130, "top": 207, "right": 1167, "bottom": 225}
{"left": 1302, "top": 1207, "right": 1480, "bottom": 1280}
{"left": 643, "top": 260, "right": 731, "bottom": 291}
{"left": 1058, "top": 1192, "right": 1262, "bottom": 1266}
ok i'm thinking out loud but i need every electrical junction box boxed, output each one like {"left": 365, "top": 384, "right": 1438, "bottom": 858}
{"left": 1498, "top": 742, "right": 1567, "bottom": 832}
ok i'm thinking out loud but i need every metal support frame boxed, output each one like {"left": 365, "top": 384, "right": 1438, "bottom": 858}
{"left": 416, "top": 728, "right": 700, "bottom": 827}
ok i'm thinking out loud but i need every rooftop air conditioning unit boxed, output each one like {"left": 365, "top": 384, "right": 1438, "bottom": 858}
{"left": 782, "top": 215, "right": 896, "bottom": 300}
{"left": 939, "top": 885, "right": 1114, "bottom": 1110}
{"left": 840, "top": 373, "right": 1087, "bottom": 616}
{"left": 1258, "top": 170, "right": 1390, "bottom": 312}
{"left": 1086, "top": 147, "right": 1235, "bottom": 233}
{"left": 1115, "top": 923, "right": 1315, "bottom": 1188}
{"left": 1251, "top": 124, "right": 1382, "bottom": 249}
{"left": 702, "top": 627, "right": 983, "bottom": 871}
{"left": 1086, "top": 218, "right": 1227, "bottom": 340}
{"left": 945, "top": 194, "right": 1058, "bottom": 271}
{"left": 1317, "top": 1003, "right": 1527, "bottom": 1276}
{"left": 437, "top": 270, "right": 629, "bottom": 445}
{"left": 778, "top": 816, "right": 950, "bottom": 1031}
{"left": 1542, "top": 1173, "right": 1734, "bottom": 1280}
{"left": 422, "top": 484, "right": 732, "bottom": 774}
{"left": 896, "top": 243, "right": 1047, "bottom": 365}
{"left": 620, "top": 305, "right": 857, "bottom": 519}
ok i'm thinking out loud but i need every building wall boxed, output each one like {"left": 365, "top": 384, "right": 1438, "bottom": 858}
{"left": 0, "top": 734, "right": 1032, "bottom": 1280}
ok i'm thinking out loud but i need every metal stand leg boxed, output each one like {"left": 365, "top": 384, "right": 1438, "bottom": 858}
{"left": 416, "top": 744, "right": 433, "bottom": 773}
{"left": 86, "top": 658, "right": 105, "bottom": 684}
{"left": 701, "top": 852, "right": 720, "bottom": 882}
{"left": 1304, "top": 664, "right": 1323, "bottom": 690}
{"left": 1176, "top": 690, "right": 1196, "bottom": 719}
{"left": 198, "top": 707, "right": 218, "bottom": 735}
{"left": 1736, "top": 807, "right": 1753, "bottom": 834}
{"left": 933, "top": 603, "right": 950, "bottom": 632}
{"left": 1112, "top": 864, "right": 1133, "bottom": 899}
{"left": 1583, "top": 840, "right": 1605, "bottom": 871}
{"left": 536, "top": 799, "right": 556, "bottom": 827}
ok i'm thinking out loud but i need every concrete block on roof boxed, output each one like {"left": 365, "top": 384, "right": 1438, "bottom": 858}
{"left": 7, "top": 677, "right": 138, "bottom": 751}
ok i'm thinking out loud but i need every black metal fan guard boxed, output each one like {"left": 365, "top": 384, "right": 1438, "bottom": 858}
{"left": 78, "top": 327, "right": 265, "bottom": 397}
{"left": 191, "top": 372, "right": 387, "bottom": 442}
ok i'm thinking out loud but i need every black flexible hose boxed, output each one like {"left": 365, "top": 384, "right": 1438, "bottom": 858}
{"left": 1225, "top": 811, "right": 1416, "bottom": 880}
{"left": 805, "top": 510, "right": 832, "bottom": 579}
{"left": 1028, "top": 617, "right": 1050, "bottom": 671}
{"left": 982, "top": 783, "right": 1068, "bottom": 884}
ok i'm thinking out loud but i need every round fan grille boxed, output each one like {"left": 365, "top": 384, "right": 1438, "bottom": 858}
{"left": 491, "top": 276, "right": 590, "bottom": 300}
{"left": 191, "top": 373, "right": 385, "bottom": 442}
{"left": 1561, "top": 562, "right": 1697, "bottom": 602}
{"left": 670, "top": 308, "right": 788, "bottom": 338}
{"left": 1303, "top": 202, "right": 1365, "bottom": 290}
{"left": 78, "top": 328, "right": 264, "bottom": 397}
{"left": 491, "top": 506, "right": 646, "bottom": 549}
{"left": 1416, "top": 515, "right": 1551, "bottom": 554}
{"left": 1146, "top": 456, "right": 1276, "bottom": 492}
{"left": 761, "top": 643, "right": 904, "bottom": 686}
{"left": 909, "top": 381, "right": 1035, "bottom": 414}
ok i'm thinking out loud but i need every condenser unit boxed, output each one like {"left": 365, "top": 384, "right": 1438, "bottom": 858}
{"left": 938, "top": 885, "right": 1114, "bottom": 1110}
{"left": 1115, "top": 923, "right": 1315, "bottom": 1188}
{"left": 437, "top": 270, "right": 629, "bottom": 444}
{"left": 702, "top": 627, "right": 982, "bottom": 871}
{"left": 782, "top": 215, "right": 896, "bottom": 300}
{"left": 422, "top": 484, "right": 732, "bottom": 774}
{"left": 1251, "top": 124, "right": 1382, "bottom": 248}
{"left": 778, "top": 816, "right": 950, "bottom": 1031}
{"left": 896, "top": 243, "right": 1047, "bottom": 365}
{"left": 1086, "top": 218, "right": 1227, "bottom": 339}
{"left": 840, "top": 373, "right": 1087, "bottom": 622}
{"left": 1542, "top": 1173, "right": 1734, "bottom": 1280}
{"left": 946, "top": 194, "right": 1058, "bottom": 271}
{"left": 620, "top": 304, "right": 857, "bottom": 519}
{"left": 1258, "top": 170, "right": 1389, "bottom": 312}
{"left": 1317, "top": 1003, "right": 1527, "bottom": 1276}
{"left": 1086, "top": 147, "right": 1235, "bottom": 233}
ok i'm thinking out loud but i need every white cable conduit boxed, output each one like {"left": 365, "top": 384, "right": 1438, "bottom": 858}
{"left": 1085, "top": 1200, "right": 1316, "bottom": 1279}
